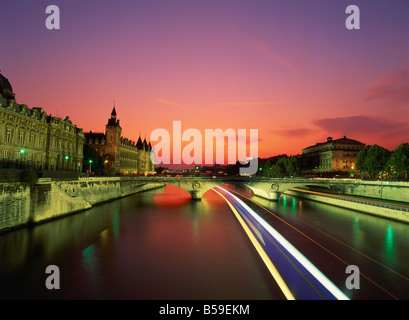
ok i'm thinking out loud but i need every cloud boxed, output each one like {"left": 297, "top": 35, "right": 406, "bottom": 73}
{"left": 245, "top": 37, "right": 296, "bottom": 72}
{"left": 365, "top": 69, "right": 409, "bottom": 105}
{"left": 206, "top": 129, "right": 261, "bottom": 144}
{"left": 155, "top": 98, "right": 212, "bottom": 115}
{"left": 313, "top": 116, "right": 409, "bottom": 140}
{"left": 215, "top": 101, "right": 278, "bottom": 107}
{"left": 270, "top": 128, "right": 314, "bottom": 138}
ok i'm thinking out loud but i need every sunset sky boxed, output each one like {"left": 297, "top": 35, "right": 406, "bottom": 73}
{"left": 1, "top": 0, "right": 408, "bottom": 166}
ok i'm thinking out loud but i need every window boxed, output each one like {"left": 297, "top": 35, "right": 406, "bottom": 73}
{"left": 6, "top": 129, "right": 12, "bottom": 143}
{"left": 19, "top": 132, "right": 24, "bottom": 144}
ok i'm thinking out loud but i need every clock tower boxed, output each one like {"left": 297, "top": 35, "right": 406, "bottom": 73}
{"left": 105, "top": 105, "right": 122, "bottom": 172}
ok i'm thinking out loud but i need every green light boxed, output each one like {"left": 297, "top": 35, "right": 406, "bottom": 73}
{"left": 82, "top": 244, "right": 98, "bottom": 276}
{"left": 259, "top": 167, "right": 262, "bottom": 171}
{"left": 384, "top": 224, "right": 395, "bottom": 264}
{"left": 292, "top": 198, "right": 297, "bottom": 214}
{"left": 64, "top": 155, "right": 69, "bottom": 160}
{"left": 89, "top": 160, "right": 93, "bottom": 163}
{"left": 20, "top": 149, "right": 24, "bottom": 154}
{"left": 352, "top": 216, "right": 362, "bottom": 247}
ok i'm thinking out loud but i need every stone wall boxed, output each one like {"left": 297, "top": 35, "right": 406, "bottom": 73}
{"left": 0, "top": 183, "right": 31, "bottom": 231}
{"left": 329, "top": 180, "right": 409, "bottom": 203}
{"left": 0, "top": 177, "right": 165, "bottom": 233}
{"left": 285, "top": 189, "right": 409, "bottom": 224}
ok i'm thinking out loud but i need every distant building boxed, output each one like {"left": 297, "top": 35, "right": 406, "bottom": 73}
{"left": 302, "top": 136, "right": 365, "bottom": 172}
{"left": 84, "top": 107, "right": 155, "bottom": 176}
{"left": 0, "top": 73, "right": 85, "bottom": 172}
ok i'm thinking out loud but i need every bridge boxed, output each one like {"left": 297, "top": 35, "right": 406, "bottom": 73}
{"left": 132, "top": 176, "right": 409, "bottom": 203}
{"left": 135, "top": 176, "right": 367, "bottom": 200}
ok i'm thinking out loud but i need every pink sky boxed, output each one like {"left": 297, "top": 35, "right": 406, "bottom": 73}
{"left": 1, "top": 0, "right": 408, "bottom": 166}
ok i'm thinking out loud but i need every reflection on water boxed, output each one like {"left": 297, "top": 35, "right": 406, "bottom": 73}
{"left": 0, "top": 185, "right": 278, "bottom": 299}
{"left": 245, "top": 189, "right": 409, "bottom": 287}
{"left": 225, "top": 184, "right": 409, "bottom": 299}
{"left": 353, "top": 216, "right": 364, "bottom": 248}
{"left": 82, "top": 243, "right": 101, "bottom": 296}
{"left": 384, "top": 224, "right": 395, "bottom": 266}
{"left": 2, "top": 184, "right": 409, "bottom": 299}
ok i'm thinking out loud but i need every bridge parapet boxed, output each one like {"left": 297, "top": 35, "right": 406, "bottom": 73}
{"left": 126, "top": 176, "right": 409, "bottom": 202}
{"left": 140, "top": 177, "right": 337, "bottom": 200}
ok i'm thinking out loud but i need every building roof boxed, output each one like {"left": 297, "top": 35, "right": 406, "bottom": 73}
{"left": 303, "top": 136, "right": 365, "bottom": 151}
{"left": 136, "top": 136, "right": 144, "bottom": 150}
{"left": 111, "top": 106, "right": 117, "bottom": 117}
{"left": 84, "top": 131, "right": 106, "bottom": 143}
{"left": 0, "top": 73, "right": 14, "bottom": 99}
{"left": 331, "top": 136, "right": 364, "bottom": 145}
{"left": 107, "top": 106, "right": 120, "bottom": 126}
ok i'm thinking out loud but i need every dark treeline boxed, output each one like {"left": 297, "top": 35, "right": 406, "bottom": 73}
{"left": 257, "top": 142, "right": 409, "bottom": 180}
{"left": 103, "top": 142, "right": 409, "bottom": 180}
{"left": 356, "top": 142, "right": 409, "bottom": 180}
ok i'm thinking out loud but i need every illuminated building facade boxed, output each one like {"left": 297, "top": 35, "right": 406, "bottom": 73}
{"left": 0, "top": 73, "right": 85, "bottom": 172}
{"left": 302, "top": 136, "right": 365, "bottom": 172}
{"left": 84, "top": 107, "right": 155, "bottom": 175}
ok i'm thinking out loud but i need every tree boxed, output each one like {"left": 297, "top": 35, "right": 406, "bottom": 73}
{"left": 285, "top": 155, "right": 302, "bottom": 177}
{"left": 271, "top": 157, "right": 287, "bottom": 177}
{"left": 301, "top": 154, "right": 319, "bottom": 173}
{"left": 357, "top": 145, "right": 390, "bottom": 179}
{"left": 263, "top": 159, "right": 272, "bottom": 178}
{"left": 156, "top": 166, "right": 165, "bottom": 175}
{"left": 388, "top": 142, "right": 409, "bottom": 179}
{"left": 356, "top": 146, "right": 370, "bottom": 173}
{"left": 83, "top": 144, "right": 106, "bottom": 175}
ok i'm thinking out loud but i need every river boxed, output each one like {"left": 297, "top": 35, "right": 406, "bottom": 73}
{"left": 1, "top": 184, "right": 409, "bottom": 300}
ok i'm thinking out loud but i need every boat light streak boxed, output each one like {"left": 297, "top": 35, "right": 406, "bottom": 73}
{"left": 215, "top": 186, "right": 349, "bottom": 300}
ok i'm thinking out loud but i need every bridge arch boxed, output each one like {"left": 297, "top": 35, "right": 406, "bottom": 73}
{"left": 140, "top": 177, "right": 339, "bottom": 201}
{"left": 242, "top": 179, "right": 336, "bottom": 201}
{"left": 150, "top": 177, "right": 256, "bottom": 200}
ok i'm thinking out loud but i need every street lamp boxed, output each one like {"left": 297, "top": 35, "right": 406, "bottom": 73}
{"left": 89, "top": 159, "right": 93, "bottom": 174}
{"left": 63, "top": 154, "right": 70, "bottom": 171}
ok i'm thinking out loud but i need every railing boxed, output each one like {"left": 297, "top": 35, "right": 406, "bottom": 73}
{"left": 292, "top": 189, "right": 409, "bottom": 212}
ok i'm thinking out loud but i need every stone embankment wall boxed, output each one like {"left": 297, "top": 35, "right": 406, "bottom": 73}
{"left": 328, "top": 180, "right": 409, "bottom": 203}
{"left": 285, "top": 188, "right": 409, "bottom": 224}
{"left": 0, "top": 177, "right": 164, "bottom": 233}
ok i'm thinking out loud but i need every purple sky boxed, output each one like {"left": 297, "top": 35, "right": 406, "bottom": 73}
{"left": 1, "top": 0, "right": 408, "bottom": 163}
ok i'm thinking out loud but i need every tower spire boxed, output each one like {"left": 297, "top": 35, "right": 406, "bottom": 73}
{"left": 111, "top": 100, "right": 117, "bottom": 118}
{"left": 107, "top": 101, "right": 119, "bottom": 126}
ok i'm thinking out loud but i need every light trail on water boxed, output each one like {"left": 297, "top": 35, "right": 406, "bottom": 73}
{"left": 214, "top": 186, "right": 349, "bottom": 300}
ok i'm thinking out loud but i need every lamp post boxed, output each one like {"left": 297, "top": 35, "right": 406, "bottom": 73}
{"left": 64, "top": 154, "right": 70, "bottom": 170}
{"left": 19, "top": 149, "right": 25, "bottom": 168}
{"left": 89, "top": 159, "right": 93, "bottom": 175}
